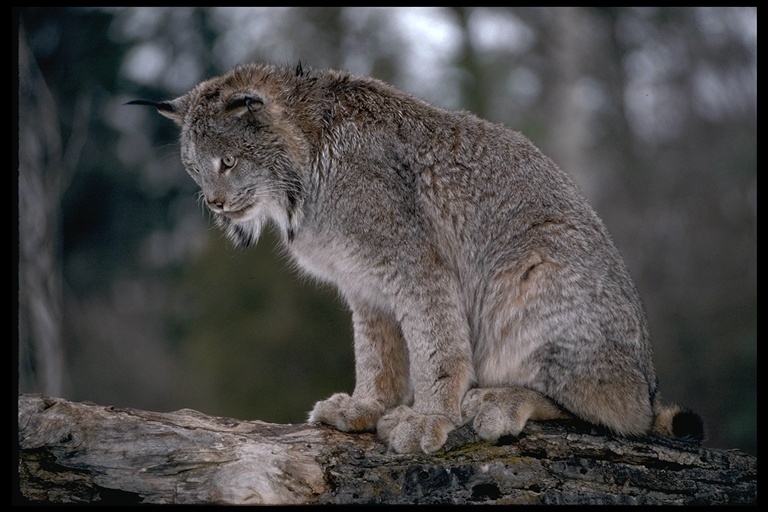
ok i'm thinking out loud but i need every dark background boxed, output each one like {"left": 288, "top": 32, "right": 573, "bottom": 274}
{"left": 17, "top": 7, "right": 755, "bottom": 454}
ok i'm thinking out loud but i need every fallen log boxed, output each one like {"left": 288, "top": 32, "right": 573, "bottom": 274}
{"left": 16, "top": 393, "right": 756, "bottom": 505}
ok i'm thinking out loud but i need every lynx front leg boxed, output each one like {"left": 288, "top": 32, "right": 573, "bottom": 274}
{"left": 376, "top": 287, "right": 475, "bottom": 454}
{"left": 462, "top": 386, "right": 570, "bottom": 441}
{"left": 309, "top": 305, "right": 410, "bottom": 432}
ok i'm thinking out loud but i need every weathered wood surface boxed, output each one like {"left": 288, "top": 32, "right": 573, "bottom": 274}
{"left": 16, "top": 393, "right": 756, "bottom": 505}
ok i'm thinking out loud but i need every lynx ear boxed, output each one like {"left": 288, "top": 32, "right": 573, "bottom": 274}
{"left": 126, "top": 97, "right": 188, "bottom": 126}
{"left": 224, "top": 95, "right": 264, "bottom": 117}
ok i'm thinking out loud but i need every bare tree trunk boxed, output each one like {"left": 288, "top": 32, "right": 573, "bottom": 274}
{"left": 17, "top": 27, "right": 66, "bottom": 397}
{"left": 16, "top": 394, "right": 755, "bottom": 505}
{"left": 543, "top": 7, "right": 601, "bottom": 199}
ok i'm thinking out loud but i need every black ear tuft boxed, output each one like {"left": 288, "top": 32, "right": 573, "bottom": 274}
{"left": 125, "top": 99, "right": 175, "bottom": 113}
{"left": 126, "top": 97, "right": 187, "bottom": 126}
{"left": 295, "top": 61, "right": 304, "bottom": 77}
{"left": 672, "top": 409, "right": 705, "bottom": 443}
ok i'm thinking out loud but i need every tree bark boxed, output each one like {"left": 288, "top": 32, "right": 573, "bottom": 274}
{"left": 16, "top": 393, "right": 755, "bottom": 505}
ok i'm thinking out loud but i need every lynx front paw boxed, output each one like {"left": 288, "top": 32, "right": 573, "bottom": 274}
{"left": 308, "top": 393, "right": 385, "bottom": 432}
{"left": 376, "top": 405, "right": 457, "bottom": 454}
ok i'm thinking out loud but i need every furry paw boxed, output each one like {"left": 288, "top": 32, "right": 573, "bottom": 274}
{"left": 376, "top": 405, "right": 457, "bottom": 454}
{"left": 462, "top": 387, "right": 567, "bottom": 441}
{"left": 308, "top": 393, "right": 386, "bottom": 432}
{"left": 462, "top": 389, "right": 525, "bottom": 440}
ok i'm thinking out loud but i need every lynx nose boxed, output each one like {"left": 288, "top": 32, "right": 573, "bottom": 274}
{"left": 206, "top": 195, "right": 226, "bottom": 211}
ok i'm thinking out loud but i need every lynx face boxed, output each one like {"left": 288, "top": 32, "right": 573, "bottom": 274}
{"left": 180, "top": 121, "right": 287, "bottom": 246}
{"left": 133, "top": 77, "right": 309, "bottom": 246}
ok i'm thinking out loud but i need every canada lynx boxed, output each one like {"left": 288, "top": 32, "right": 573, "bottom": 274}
{"left": 131, "top": 62, "right": 703, "bottom": 453}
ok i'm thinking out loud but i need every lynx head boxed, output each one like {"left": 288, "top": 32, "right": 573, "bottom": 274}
{"left": 129, "top": 63, "right": 312, "bottom": 246}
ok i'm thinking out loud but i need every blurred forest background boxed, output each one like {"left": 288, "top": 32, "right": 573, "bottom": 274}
{"left": 16, "top": 7, "right": 755, "bottom": 455}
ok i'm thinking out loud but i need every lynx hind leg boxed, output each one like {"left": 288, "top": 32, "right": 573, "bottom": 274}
{"left": 461, "top": 386, "right": 569, "bottom": 441}
{"left": 309, "top": 393, "right": 386, "bottom": 432}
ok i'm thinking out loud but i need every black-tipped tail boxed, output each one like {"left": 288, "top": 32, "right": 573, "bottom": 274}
{"left": 653, "top": 403, "right": 705, "bottom": 444}
{"left": 672, "top": 409, "right": 705, "bottom": 443}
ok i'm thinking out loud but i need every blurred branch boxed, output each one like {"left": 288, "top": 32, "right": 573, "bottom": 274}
{"left": 17, "top": 394, "right": 756, "bottom": 505}
{"left": 60, "top": 93, "right": 92, "bottom": 194}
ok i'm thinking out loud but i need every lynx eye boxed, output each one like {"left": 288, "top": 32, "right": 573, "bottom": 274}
{"left": 221, "top": 156, "right": 237, "bottom": 170}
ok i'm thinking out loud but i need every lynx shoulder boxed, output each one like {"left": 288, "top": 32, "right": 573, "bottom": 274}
{"left": 130, "top": 62, "right": 703, "bottom": 453}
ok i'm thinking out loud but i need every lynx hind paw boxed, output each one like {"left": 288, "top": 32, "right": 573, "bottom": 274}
{"left": 461, "top": 389, "right": 523, "bottom": 440}
{"left": 376, "top": 405, "right": 457, "bottom": 454}
{"left": 462, "top": 387, "right": 568, "bottom": 441}
{"left": 308, "top": 393, "right": 385, "bottom": 432}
